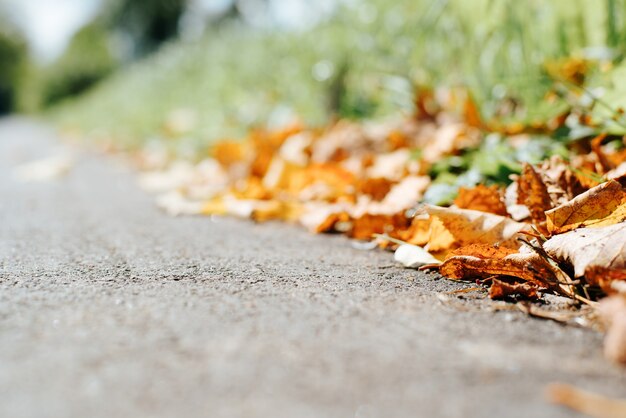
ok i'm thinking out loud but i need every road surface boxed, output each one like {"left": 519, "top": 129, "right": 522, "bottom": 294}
{"left": 1, "top": 117, "right": 624, "bottom": 418}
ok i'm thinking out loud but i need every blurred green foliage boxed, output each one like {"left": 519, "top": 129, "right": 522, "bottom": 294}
{"left": 0, "top": 17, "right": 28, "bottom": 114}
{"left": 47, "top": 0, "right": 626, "bottom": 152}
{"left": 36, "top": 0, "right": 191, "bottom": 108}
{"left": 103, "top": 0, "right": 187, "bottom": 58}
{"left": 40, "top": 23, "right": 117, "bottom": 107}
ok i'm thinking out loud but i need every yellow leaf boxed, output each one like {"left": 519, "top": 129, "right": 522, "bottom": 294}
{"left": 423, "top": 205, "right": 530, "bottom": 249}
{"left": 545, "top": 180, "right": 626, "bottom": 234}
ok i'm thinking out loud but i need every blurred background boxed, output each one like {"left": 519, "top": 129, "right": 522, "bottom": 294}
{"left": 2, "top": 0, "right": 626, "bottom": 149}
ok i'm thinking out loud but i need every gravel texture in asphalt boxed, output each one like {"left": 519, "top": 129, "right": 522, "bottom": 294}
{"left": 1, "top": 117, "right": 625, "bottom": 418}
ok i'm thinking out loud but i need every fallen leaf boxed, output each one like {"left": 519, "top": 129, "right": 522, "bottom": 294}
{"left": 349, "top": 213, "right": 410, "bottom": 240}
{"left": 488, "top": 278, "right": 539, "bottom": 300}
{"left": 439, "top": 245, "right": 556, "bottom": 288}
{"left": 396, "top": 216, "right": 456, "bottom": 253}
{"left": 585, "top": 266, "right": 626, "bottom": 294}
{"left": 453, "top": 184, "right": 507, "bottom": 216}
{"left": 394, "top": 243, "right": 441, "bottom": 268}
{"left": 539, "top": 156, "right": 587, "bottom": 206}
{"left": 504, "top": 181, "right": 531, "bottom": 221}
{"left": 365, "top": 149, "right": 410, "bottom": 180}
{"left": 592, "top": 133, "right": 617, "bottom": 173}
{"left": 543, "top": 223, "right": 626, "bottom": 278}
{"left": 299, "top": 203, "right": 350, "bottom": 233}
{"left": 212, "top": 140, "right": 248, "bottom": 168}
{"left": 517, "top": 163, "right": 553, "bottom": 226}
{"left": 357, "top": 177, "right": 394, "bottom": 201}
{"left": 545, "top": 180, "right": 626, "bottom": 234}
{"left": 423, "top": 205, "right": 531, "bottom": 249}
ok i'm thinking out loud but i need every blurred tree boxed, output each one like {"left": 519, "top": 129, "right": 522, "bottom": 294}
{"left": 106, "top": 0, "right": 188, "bottom": 58}
{"left": 0, "top": 17, "right": 27, "bottom": 114}
{"left": 41, "top": 22, "right": 116, "bottom": 106}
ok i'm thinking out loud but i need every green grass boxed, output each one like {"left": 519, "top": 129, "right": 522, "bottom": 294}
{"left": 50, "top": 0, "right": 626, "bottom": 152}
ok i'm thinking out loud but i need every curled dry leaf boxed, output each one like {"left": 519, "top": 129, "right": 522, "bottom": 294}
{"left": 394, "top": 244, "right": 441, "bottom": 268}
{"left": 545, "top": 180, "right": 626, "bottom": 234}
{"left": 543, "top": 223, "right": 626, "bottom": 278}
{"left": 546, "top": 383, "right": 626, "bottom": 418}
{"left": 488, "top": 278, "right": 539, "bottom": 300}
{"left": 539, "top": 156, "right": 587, "bottom": 206}
{"left": 423, "top": 205, "right": 531, "bottom": 249}
{"left": 517, "top": 163, "right": 553, "bottom": 226}
{"left": 439, "top": 244, "right": 556, "bottom": 288}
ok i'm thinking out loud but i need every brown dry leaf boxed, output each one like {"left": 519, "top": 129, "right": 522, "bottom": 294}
{"left": 453, "top": 184, "right": 507, "bottom": 216}
{"left": 517, "top": 163, "right": 553, "bottom": 226}
{"left": 446, "top": 243, "right": 517, "bottom": 259}
{"left": 423, "top": 205, "right": 531, "bottom": 249}
{"left": 585, "top": 267, "right": 626, "bottom": 294}
{"left": 545, "top": 180, "right": 626, "bottom": 234}
{"left": 543, "top": 223, "right": 626, "bottom": 278}
{"left": 599, "top": 295, "right": 626, "bottom": 365}
{"left": 356, "top": 177, "right": 394, "bottom": 201}
{"left": 539, "top": 156, "right": 588, "bottom": 206}
{"left": 249, "top": 125, "right": 302, "bottom": 178}
{"left": 439, "top": 245, "right": 556, "bottom": 287}
{"left": 349, "top": 213, "right": 411, "bottom": 240}
{"left": 488, "top": 278, "right": 539, "bottom": 300}
{"left": 546, "top": 383, "right": 626, "bottom": 418}
{"left": 591, "top": 133, "right": 615, "bottom": 173}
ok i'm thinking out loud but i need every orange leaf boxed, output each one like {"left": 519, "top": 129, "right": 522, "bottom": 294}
{"left": 517, "top": 163, "right": 552, "bottom": 227}
{"left": 439, "top": 246, "right": 556, "bottom": 288}
{"left": 488, "top": 278, "right": 539, "bottom": 300}
{"left": 349, "top": 213, "right": 411, "bottom": 240}
{"left": 454, "top": 184, "right": 507, "bottom": 216}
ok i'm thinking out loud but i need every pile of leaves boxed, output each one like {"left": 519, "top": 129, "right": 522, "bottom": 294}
{"left": 135, "top": 88, "right": 626, "bottom": 364}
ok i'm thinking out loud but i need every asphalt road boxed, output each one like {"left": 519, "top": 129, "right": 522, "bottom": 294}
{"left": 1, "top": 117, "right": 625, "bottom": 418}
